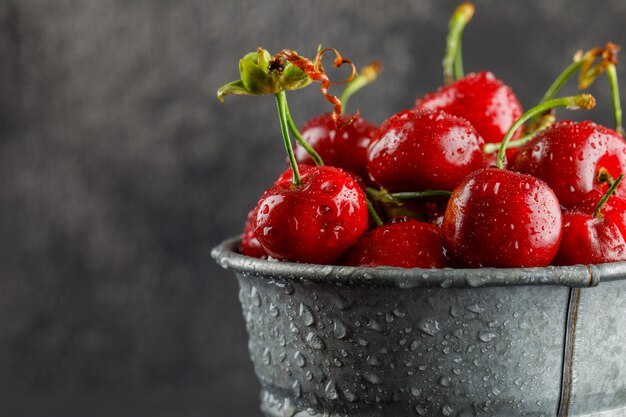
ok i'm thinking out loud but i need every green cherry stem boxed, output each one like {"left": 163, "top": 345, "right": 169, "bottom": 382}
{"left": 367, "top": 187, "right": 452, "bottom": 204}
{"left": 483, "top": 113, "right": 556, "bottom": 154}
{"left": 594, "top": 173, "right": 624, "bottom": 218}
{"left": 284, "top": 105, "right": 324, "bottom": 166}
{"left": 606, "top": 64, "right": 624, "bottom": 136}
{"left": 443, "top": 2, "right": 475, "bottom": 85}
{"left": 339, "top": 61, "right": 381, "bottom": 113}
{"left": 539, "top": 59, "right": 584, "bottom": 105}
{"left": 275, "top": 91, "right": 302, "bottom": 186}
{"left": 366, "top": 198, "right": 384, "bottom": 227}
{"left": 389, "top": 190, "right": 453, "bottom": 200}
{"left": 496, "top": 94, "right": 596, "bottom": 169}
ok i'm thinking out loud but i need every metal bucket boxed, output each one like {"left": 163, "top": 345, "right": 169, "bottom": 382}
{"left": 212, "top": 237, "right": 626, "bottom": 417}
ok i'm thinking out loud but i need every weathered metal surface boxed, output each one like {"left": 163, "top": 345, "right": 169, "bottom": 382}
{"left": 212, "top": 237, "right": 626, "bottom": 416}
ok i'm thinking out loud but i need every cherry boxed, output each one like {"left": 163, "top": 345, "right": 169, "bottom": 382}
{"left": 442, "top": 168, "right": 563, "bottom": 268}
{"left": 295, "top": 113, "right": 376, "bottom": 179}
{"left": 415, "top": 72, "right": 523, "bottom": 146}
{"left": 254, "top": 165, "right": 369, "bottom": 264}
{"left": 367, "top": 109, "right": 485, "bottom": 192}
{"left": 440, "top": 95, "right": 595, "bottom": 268}
{"left": 294, "top": 62, "right": 381, "bottom": 179}
{"left": 343, "top": 217, "right": 448, "bottom": 268}
{"left": 572, "top": 191, "right": 626, "bottom": 238}
{"left": 553, "top": 175, "right": 626, "bottom": 265}
{"left": 513, "top": 120, "right": 626, "bottom": 208}
{"left": 241, "top": 207, "right": 268, "bottom": 258}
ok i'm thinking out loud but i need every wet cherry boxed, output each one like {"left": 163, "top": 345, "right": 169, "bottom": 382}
{"left": 553, "top": 213, "right": 626, "bottom": 265}
{"left": 513, "top": 120, "right": 626, "bottom": 208}
{"left": 254, "top": 166, "right": 369, "bottom": 264}
{"left": 554, "top": 175, "right": 626, "bottom": 265}
{"left": 442, "top": 168, "right": 563, "bottom": 267}
{"left": 367, "top": 109, "right": 485, "bottom": 192}
{"left": 343, "top": 217, "right": 448, "bottom": 268}
{"left": 295, "top": 113, "right": 376, "bottom": 179}
{"left": 241, "top": 207, "right": 268, "bottom": 258}
{"left": 415, "top": 71, "right": 523, "bottom": 145}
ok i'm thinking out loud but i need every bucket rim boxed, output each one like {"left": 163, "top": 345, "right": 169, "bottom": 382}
{"left": 212, "top": 236, "right": 626, "bottom": 289}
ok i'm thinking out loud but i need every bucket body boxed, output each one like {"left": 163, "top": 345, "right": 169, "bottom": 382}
{"left": 212, "top": 237, "right": 626, "bottom": 417}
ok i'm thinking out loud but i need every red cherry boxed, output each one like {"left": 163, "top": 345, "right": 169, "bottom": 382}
{"left": 513, "top": 121, "right": 626, "bottom": 208}
{"left": 367, "top": 109, "right": 485, "bottom": 192}
{"left": 573, "top": 191, "right": 626, "bottom": 238}
{"left": 415, "top": 72, "right": 523, "bottom": 145}
{"left": 295, "top": 113, "right": 376, "bottom": 179}
{"left": 254, "top": 166, "right": 369, "bottom": 264}
{"left": 343, "top": 217, "right": 448, "bottom": 268}
{"left": 241, "top": 207, "right": 268, "bottom": 258}
{"left": 553, "top": 212, "right": 626, "bottom": 265}
{"left": 442, "top": 168, "right": 562, "bottom": 268}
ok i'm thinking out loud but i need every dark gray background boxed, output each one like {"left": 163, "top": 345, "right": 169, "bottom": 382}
{"left": 0, "top": 0, "right": 624, "bottom": 416}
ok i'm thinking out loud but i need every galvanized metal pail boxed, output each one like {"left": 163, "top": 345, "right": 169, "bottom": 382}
{"left": 212, "top": 236, "right": 626, "bottom": 417}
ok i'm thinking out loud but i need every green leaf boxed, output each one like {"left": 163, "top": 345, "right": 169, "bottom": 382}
{"left": 281, "top": 63, "right": 312, "bottom": 91}
{"left": 239, "top": 59, "right": 270, "bottom": 94}
{"left": 216, "top": 80, "right": 249, "bottom": 102}
{"left": 257, "top": 49, "right": 272, "bottom": 72}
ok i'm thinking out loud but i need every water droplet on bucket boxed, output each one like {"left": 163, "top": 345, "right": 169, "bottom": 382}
{"left": 325, "top": 380, "right": 339, "bottom": 400}
{"left": 305, "top": 332, "right": 326, "bottom": 350}
{"left": 294, "top": 351, "right": 306, "bottom": 367}
{"left": 262, "top": 348, "right": 271, "bottom": 365}
{"left": 250, "top": 287, "right": 261, "bottom": 307}
{"left": 478, "top": 330, "right": 497, "bottom": 343}
{"left": 333, "top": 319, "right": 348, "bottom": 339}
{"left": 416, "top": 318, "right": 440, "bottom": 336}
{"left": 364, "top": 371, "right": 383, "bottom": 385}
{"left": 299, "top": 303, "right": 315, "bottom": 326}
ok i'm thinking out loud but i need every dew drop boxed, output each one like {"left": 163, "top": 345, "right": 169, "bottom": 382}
{"left": 262, "top": 348, "right": 271, "bottom": 365}
{"left": 364, "top": 371, "right": 383, "bottom": 385}
{"left": 416, "top": 318, "right": 441, "bottom": 336}
{"left": 250, "top": 287, "right": 261, "bottom": 307}
{"left": 325, "top": 380, "right": 339, "bottom": 400}
{"left": 478, "top": 330, "right": 497, "bottom": 343}
{"left": 305, "top": 332, "right": 326, "bottom": 350}
{"left": 333, "top": 319, "right": 348, "bottom": 339}
{"left": 299, "top": 303, "right": 315, "bottom": 326}
{"left": 294, "top": 351, "right": 306, "bottom": 367}
{"left": 269, "top": 303, "right": 279, "bottom": 317}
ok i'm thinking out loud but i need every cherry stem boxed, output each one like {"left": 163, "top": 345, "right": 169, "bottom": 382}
{"left": 539, "top": 59, "right": 584, "bottom": 105}
{"left": 483, "top": 113, "right": 556, "bottom": 154}
{"left": 366, "top": 197, "right": 384, "bottom": 227}
{"left": 284, "top": 105, "right": 324, "bottom": 166}
{"left": 443, "top": 2, "right": 475, "bottom": 85}
{"left": 367, "top": 187, "right": 452, "bottom": 204}
{"left": 275, "top": 91, "right": 302, "bottom": 186}
{"left": 496, "top": 94, "right": 596, "bottom": 169}
{"left": 339, "top": 61, "right": 382, "bottom": 113}
{"left": 594, "top": 173, "right": 624, "bottom": 218}
{"left": 606, "top": 64, "right": 625, "bottom": 136}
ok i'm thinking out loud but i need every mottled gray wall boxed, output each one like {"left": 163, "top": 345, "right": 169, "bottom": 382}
{"left": 0, "top": 0, "right": 624, "bottom": 416}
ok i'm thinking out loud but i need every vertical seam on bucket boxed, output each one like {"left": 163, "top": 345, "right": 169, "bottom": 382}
{"left": 558, "top": 287, "right": 581, "bottom": 417}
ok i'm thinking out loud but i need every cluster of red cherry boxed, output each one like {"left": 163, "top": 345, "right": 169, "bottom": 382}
{"left": 217, "top": 3, "right": 626, "bottom": 269}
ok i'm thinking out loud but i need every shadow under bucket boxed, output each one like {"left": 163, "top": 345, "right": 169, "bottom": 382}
{"left": 212, "top": 236, "right": 626, "bottom": 417}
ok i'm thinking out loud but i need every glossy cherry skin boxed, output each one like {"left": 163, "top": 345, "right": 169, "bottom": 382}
{"left": 513, "top": 121, "right": 626, "bottom": 208}
{"left": 572, "top": 191, "right": 626, "bottom": 239}
{"left": 415, "top": 72, "right": 523, "bottom": 145}
{"left": 343, "top": 217, "right": 448, "bottom": 268}
{"left": 295, "top": 113, "right": 376, "bottom": 180}
{"left": 443, "top": 168, "right": 563, "bottom": 268}
{"left": 254, "top": 166, "right": 369, "bottom": 264}
{"left": 553, "top": 212, "right": 626, "bottom": 265}
{"left": 367, "top": 109, "right": 485, "bottom": 192}
{"left": 241, "top": 207, "right": 268, "bottom": 258}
